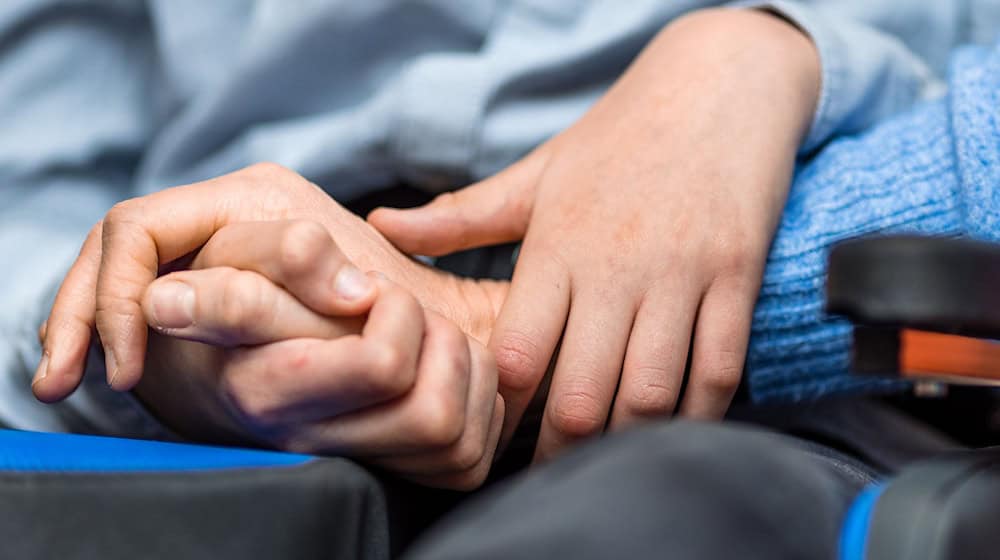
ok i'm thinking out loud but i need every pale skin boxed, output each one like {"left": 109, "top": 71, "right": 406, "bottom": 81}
{"left": 135, "top": 221, "right": 504, "bottom": 490}
{"left": 33, "top": 171, "right": 508, "bottom": 490}
{"left": 32, "top": 8, "right": 821, "bottom": 480}
{"left": 370, "top": 9, "right": 819, "bottom": 460}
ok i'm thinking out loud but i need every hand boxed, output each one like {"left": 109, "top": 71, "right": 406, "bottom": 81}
{"left": 32, "top": 163, "right": 507, "bottom": 402}
{"left": 369, "top": 8, "right": 820, "bottom": 460}
{"left": 135, "top": 221, "right": 504, "bottom": 490}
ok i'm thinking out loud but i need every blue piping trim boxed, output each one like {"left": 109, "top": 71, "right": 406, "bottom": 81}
{"left": 839, "top": 484, "right": 886, "bottom": 560}
{"left": 0, "top": 429, "right": 312, "bottom": 472}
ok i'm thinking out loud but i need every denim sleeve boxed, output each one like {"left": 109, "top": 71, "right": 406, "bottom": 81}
{"left": 738, "top": 0, "right": 1000, "bottom": 154}
{"left": 0, "top": 1, "right": 171, "bottom": 438}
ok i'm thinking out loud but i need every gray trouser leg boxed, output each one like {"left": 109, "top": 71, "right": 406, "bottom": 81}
{"left": 406, "top": 421, "right": 875, "bottom": 560}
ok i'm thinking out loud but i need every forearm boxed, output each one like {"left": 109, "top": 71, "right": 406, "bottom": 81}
{"left": 637, "top": 8, "right": 820, "bottom": 149}
{"left": 615, "top": 8, "right": 820, "bottom": 236}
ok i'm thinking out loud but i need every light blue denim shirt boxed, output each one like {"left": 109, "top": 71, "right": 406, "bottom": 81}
{"left": 1, "top": 0, "right": 998, "bottom": 435}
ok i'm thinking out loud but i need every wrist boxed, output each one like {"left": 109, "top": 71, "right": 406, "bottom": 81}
{"left": 643, "top": 7, "right": 821, "bottom": 148}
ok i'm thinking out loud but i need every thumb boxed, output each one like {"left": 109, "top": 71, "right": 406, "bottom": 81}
{"left": 368, "top": 150, "right": 547, "bottom": 256}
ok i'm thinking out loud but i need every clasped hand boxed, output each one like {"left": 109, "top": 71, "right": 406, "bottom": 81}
{"left": 33, "top": 166, "right": 506, "bottom": 490}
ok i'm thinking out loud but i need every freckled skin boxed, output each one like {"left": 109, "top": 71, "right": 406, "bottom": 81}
{"left": 369, "top": 7, "right": 820, "bottom": 460}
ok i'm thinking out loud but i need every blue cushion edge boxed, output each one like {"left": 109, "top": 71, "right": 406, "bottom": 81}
{"left": 0, "top": 429, "right": 312, "bottom": 472}
{"left": 839, "top": 483, "right": 886, "bottom": 560}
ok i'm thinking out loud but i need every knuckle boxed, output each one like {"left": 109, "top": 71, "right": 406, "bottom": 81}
{"left": 492, "top": 331, "right": 545, "bottom": 392}
{"left": 220, "top": 272, "right": 272, "bottom": 330}
{"left": 713, "top": 240, "right": 757, "bottom": 279}
{"left": 377, "top": 283, "right": 424, "bottom": 323}
{"left": 549, "top": 384, "right": 606, "bottom": 439}
{"left": 388, "top": 287, "right": 424, "bottom": 320}
{"left": 448, "top": 435, "right": 487, "bottom": 472}
{"left": 366, "top": 343, "right": 411, "bottom": 396}
{"left": 278, "top": 220, "right": 331, "bottom": 275}
{"left": 220, "top": 379, "right": 283, "bottom": 427}
{"left": 698, "top": 356, "right": 744, "bottom": 395}
{"left": 412, "top": 397, "right": 465, "bottom": 449}
{"left": 245, "top": 161, "right": 293, "bottom": 180}
{"left": 238, "top": 163, "right": 303, "bottom": 205}
{"left": 104, "top": 199, "right": 139, "bottom": 225}
{"left": 371, "top": 343, "right": 404, "bottom": 381}
{"left": 95, "top": 293, "right": 142, "bottom": 329}
{"left": 431, "top": 191, "right": 457, "bottom": 208}
{"left": 435, "top": 320, "right": 473, "bottom": 374}
{"left": 622, "top": 373, "right": 678, "bottom": 417}
{"left": 101, "top": 206, "right": 147, "bottom": 251}
{"left": 434, "top": 313, "right": 466, "bottom": 346}
{"left": 444, "top": 351, "right": 472, "bottom": 390}
{"left": 101, "top": 208, "right": 149, "bottom": 252}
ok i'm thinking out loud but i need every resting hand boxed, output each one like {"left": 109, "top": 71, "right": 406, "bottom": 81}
{"left": 369, "top": 8, "right": 820, "bottom": 461}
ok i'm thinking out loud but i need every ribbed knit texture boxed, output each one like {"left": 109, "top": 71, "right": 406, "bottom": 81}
{"left": 747, "top": 44, "right": 1000, "bottom": 403}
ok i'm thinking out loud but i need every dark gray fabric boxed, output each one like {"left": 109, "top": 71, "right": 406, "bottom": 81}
{"left": 0, "top": 396, "right": 964, "bottom": 559}
{"left": 407, "top": 399, "right": 962, "bottom": 559}
{"left": 407, "top": 421, "right": 883, "bottom": 560}
{"left": 0, "top": 458, "right": 388, "bottom": 560}
{"left": 727, "top": 398, "right": 960, "bottom": 473}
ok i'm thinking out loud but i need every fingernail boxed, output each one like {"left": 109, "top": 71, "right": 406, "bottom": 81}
{"left": 149, "top": 281, "right": 195, "bottom": 328}
{"left": 104, "top": 346, "right": 119, "bottom": 387}
{"left": 334, "top": 266, "right": 374, "bottom": 300}
{"left": 32, "top": 353, "right": 50, "bottom": 386}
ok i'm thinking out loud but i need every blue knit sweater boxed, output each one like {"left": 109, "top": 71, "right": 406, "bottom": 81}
{"left": 747, "top": 44, "right": 1000, "bottom": 403}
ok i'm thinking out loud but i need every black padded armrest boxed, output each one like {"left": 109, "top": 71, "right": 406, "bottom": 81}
{"left": 826, "top": 236, "right": 1000, "bottom": 381}
{"left": 826, "top": 235, "right": 1000, "bottom": 339}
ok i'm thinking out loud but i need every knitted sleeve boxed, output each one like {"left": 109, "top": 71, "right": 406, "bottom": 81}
{"left": 746, "top": 44, "right": 1000, "bottom": 403}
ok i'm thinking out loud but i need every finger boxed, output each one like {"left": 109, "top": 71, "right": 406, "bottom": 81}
{"left": 32, "top": 222, "right": 103, "bottom": 403}
{"left": 191, "top": 220, "right": 375, "bottom": 315}
{"left": 367, "top": 149, "right": 548, "bottom": 256}
{"left": 488, "top": 244, "right": 571, "bottom": 446}
{"left": 367, "top": 339, "right": 498, "bottom": 475}
{"left": 678, "top": 280, "right": 756, "bottom": 420}
{"left": 386, "top": 394, "right": 505, "bottom": 491}
{"left": 533, "top": 290, "right": 634, "bottom": 463}
{"left": 94, "top": 188, "right": 236, "bottom": 391}
{"left": 142, "top": 268, "right": 363, "bottom": 347}
{"left": 284, "top": 312, "right": 472, "bottom": 456}
{"left": 219, "top": 276, "right": 424, "bottom": 426}
{"left": 92, "top": 167, "right": 289, "bottom": 391}
{"left": 608, "top": 283, "right": 700, "bottom": 430}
